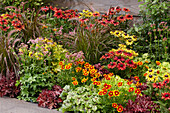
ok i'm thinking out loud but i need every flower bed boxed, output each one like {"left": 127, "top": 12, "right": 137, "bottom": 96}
{"left": 0, "top": 0, "right": 169, "bottom": 113}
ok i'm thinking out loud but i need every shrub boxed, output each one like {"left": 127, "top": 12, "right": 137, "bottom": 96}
{"left": 97, "top": 75, "right": 139, "bottom": 113}
{"left": 59, "top": 84, "right": 103, "bottom": 113}
{"left": 0, "top": 71, "right": 20, "bottom": 97}
{"left": 37, "top": 85, "right": 63, "bottom": 109}
{"left": 124, "top": 94, "right": 160, "bottom": 113}
{"left": 16, "top": 37, "right": 67, "bottom": 102}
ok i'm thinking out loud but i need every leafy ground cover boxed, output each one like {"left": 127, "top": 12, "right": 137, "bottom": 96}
{"left": 0, "top": 0, "right": 169, "bottom": 113}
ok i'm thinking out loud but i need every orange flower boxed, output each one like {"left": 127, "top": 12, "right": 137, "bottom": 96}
{"left": 59, "top": 61, "right": 63, "bottom": 65}
{"left": 90, "top": 69, "right": 97, "bottom": 74}
{"left": 81, "top": 77, "right": 88, "bottom": 83}
{"left": 135, "top": 88, "right": 141, "bottom": 95}
{"left": 144, "top": 73, "right": 147, "bottom": 77}
{"left": 112, "top": 103, "right": 118, "bottom": 108}
{"left": 91, "top": 77, "right": 96, "bottom": 82}
{"left": 89, "top": 65, "right": 94, "bottom": 70}
{"left": 114, "top": 90, "right": 120, "bottom": 96}
{"left": 108, "top": 91, "right": 114, "bottom": 97}
{"left": 134, "top": 76, "right": 139, "bottom": 81}
{"left": 75, "top": 67, "right": 82, "bottom": 72}
{"left": 98, "top": 91, "right": 103, "bottom": 95}
{"left": 145, "top": 66, "right": 149, "bottom": 69}
{"left": 108, "top": 73, "right": 114, "bottom": 76}
{"left": 156, "top": 61, "right": 161, "bottom": 65}
{"left": 145, "top": 60, "right": 149, "bottom": 63}
{"left": 128, "top": 87, "right": 134, "bottom": 92}
{"left": 83, "top": 71, "right": 89, "bottom": 76}
{"left": 127, "top": 80, "right": 132, "bottom": 85}
{"left": 61, "top": 65, "right": 65, "bottom": 70}
{"left": 104, "top": 83, "right": 112, "bottom": 89}
{"left": 117, "top": 105, "right": 123, "bottom": 112}
{"left": 93, "top": 81, "right": 101, "bottom": 86}
{"left": 72, "top": 77, "right": 76, "bottom": 81}
{"left": 95, "top": 73, "right": 101, "bottom": 78}
{"left": 65, "top": 65, "right": 71, "bottom": 69}
{"left": 137, "top": 61, "right": 143, "bottom": 65}
{"left": 84, "top": 62, "right": 90, "bottom": 68}
{"left": 72, "top": 81, "right": 78, "bottom": 85}
{"left": 117, "top": 82, "right": 123, "bottom": 87}
{"left": 132, "top": 63, "right": 137, "bottom": 69}
{"left": 78, "top": 60, "right": 85, "bottom": 65}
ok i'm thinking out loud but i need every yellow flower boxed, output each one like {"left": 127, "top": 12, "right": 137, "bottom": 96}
{"left": 29, "top": 52, "right": 33, "bottom": 57}
{"left": 162, "top": 73, "right": 169, "bottom": 80}
{"left": 82, "top": 9, "right": 89, "bottom": 13}
{"left": 125, "top": 38, "right": 134, "bottom": 45}
{"left": 147, "top": 69, "right": 155, "bottom": 74}
{"left": 146, "top": 74, "right": 155, "bottom": 82}
{"left": 81, "top": 77, "right": 88, "bottom": 83}
{"left": 72, "top": 77, "right": 76, "bottom": 81}
{"left": 122, "top": 33, "right": 129, "bottom": 37}
{"left": 110, "top": 30, "right": 121, "bottom": 37}
{"left": 72, "top": 81, "right": 78, "bottom": 85}
{"left": 85, "top": 12, "right": 93, "bottom": 17}
{"left": 131, "top": 35, "right": 137, "bottom": 41}
{"left": 118, "top": 44, "right": 126, "bottom": 48}
{"left": 75, "top": 67, "right": 82, "bottom": 72}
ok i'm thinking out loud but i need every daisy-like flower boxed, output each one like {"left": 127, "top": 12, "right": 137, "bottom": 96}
{"left": 146, "top": 74, "right": 154, "bottom": 82}
{"left": 117, "top": 63, "right": 126, "bottom": 70}
{"left": 152, "top": 82, "right": 162, "bottom": 89}
{"left": 125, "top": 59, "right": 134, "bottom": 67}
{"left": 161, "top": 92, "right": 170, "bottom": 100}
{"left": 110, "top": 30, "right": 121, "bottom": 37}
{"left": 137, "top": 61, "right": 143, "bottom": 66}
{"left": 156, "top": 61, "right": 161, "bottom": 65}
{"left": 162, "top": 73, "right": 169, "bottom": 80}
{"left": 91, "top": 77, "right": 96, "bottom": 82}
{"left": 41, "top": 6, "right": 49, "bottom": 12}
{"left": 125, "top": 38, "right": 134, "bottom": 45}
{"left": 117, "top": 16, "right": 126, "bottom": 22}
{"left": 132, "top": 63, "right": 138, "bottom": 69}
{"left": 131, "top": 35, "right": 137, "bottom": 41}
{"left": 90, "top": 69, "right": 97, "bottom": 74}
{"left": 107, "top": 62, "right": 117, "bottom": 69}
{"left": 98, "top": 90, "right": 103, "bottom": 95}
{"left": 75, "top": 67, "right": 82, "bottom": 72}
{"left": 86, "top": 12, "right": 93, "bottom": 17}
{"left": 109, "top": 11, "right": 116, "bottom": 15}
{"left": 83, "top": 71, "right": 89, "bottom": 76}
{"left": 0, "top": 25, "right": 10, "bottom": 31}
{"left": 0, "top": 19, "right": 8, "bottom": 25}
{"left": 112, "top": 103, "right": 118, "bottom": 108}
{"left": 123, "top": 8, "right": 130, "bottom": 12}
{"left": 117, "top": 105, "right": 123, "bottom": 112}
{"left": 114, "top": 90, "right": 120, "bottom": 96}
{"left": 125, "top": 14, "right": 133, "bottom": 20}
{"left": 102, "top": 90, "right": 107, "bottom": 95}
{"left": 72, "top": 77, "right": 76, "bottom": 81}
{"left": 84, "top": 62, "right": 90, "bottom": 68}
{"left": 122, "top": 33, "right": 129, "bottom": 37}
{"left": 61, "top": 65, "right": 65, "bottom": 70}
{"left": 134, "top": 76, "right": 139, "bottom": 81}
{"left": 103, "top": 83, "right": 112, "bottom": 89}
{"left": 112, "top": 21, "right": 119, "bottom": 26}
{"left": 72, "top": 80, "right": 78, "bottom": 85}
{"left": 117, "top": 82, "right": 123, "bottom": 87}
{"left": 81, "top": 77, "right": 88, "bottom": 83}
{"left": 65, "top": 64, "right": 71, "bottom": 69}
{"left": 82, "top": 9, "right": 89, "bottom": 13}
{"left": 79, "top": 18, "right": 89, "bottom": 23}
{"left": 162, "top": 79, "right": 169, "bottom": 86}
{"left": 100, "top": 21, "right": 107, "bottom": 26}
{"left": 135, "top": 88, "right": 141, "bottom": 95}
{"left": 147, "top": 69, "right": 154, "bottom": 74}
{"left": 115, "top": 50, "right": 123, "bottom": 55}
{"left": 116, "top": 6, "right": 121, "bottom": 13}
{"left": 108, "top": 91, "right": 114, "bottom": 97}
{"left": 14, "top": 24, "right": 25, "bottom": 31}
{"left": 127, "top": 80, "right": 132, "bottom": 85}
{"left": 114, "top": 56, "right": 125, "bottom": 62}
{"left": 54, "top": 10, "right": 63, "bottom": 18}
{"left": 93, "top": 11, "right": 100, "bottom": 17}
{"left": 128, "top": 87, "right": 134, "bottom": 92}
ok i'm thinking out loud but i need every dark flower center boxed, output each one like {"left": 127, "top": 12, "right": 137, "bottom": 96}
{"left": 2, "top": 20, "right": 5, "bottom": 22}
{"left": 127, "top": 15, "right": 132, "bottom": 18}
{"left": 102, "top": 22, "right": 106, "bottom": 24}
{"left": 120, "top": 64, "right": 124, "bottom": 67}
{"left": 3, "top": 26, "right": 7, "bottom": 29}
{"left": 120, "top": 17, "right": 124, "bottom": 19}
{"left": 128, "top": 61, "right": 132, "bottom": 64}
{"left": 17, "top": 25, "right": 21, "bottom": 28}
{"left": 149, "top": 70, "right": 152, "bottom": 72}
{"left": 156, "top": 83, "right": 160, "bottom": 85}
{"left": 124, "top": 33, "right": 127, "bottom": 36}
{"left": 118, "top": 56, "right": 121, "bottom": 59}
{"left": 149, "top": 75, "right": 153, "bottom": 78}
{"left": 165, "top": 94, "right": 169, "bottom": 97}
{"left": 165, "top": 75, "right": 168, "bottom": 77}
{"left": 116, "top": 32, "right": 119, "bottom": 35}
{"left": 57, "top": 12, "right": 61, "bottom": 15}
{"left": 118, "top": 50, "right": 121, "bottom": 53}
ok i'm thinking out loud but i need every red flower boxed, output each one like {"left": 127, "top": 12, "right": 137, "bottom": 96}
{"left": 152, "top": 82, "right": 162, "bottom": 89}
{"left": 134, "top": 76, "right": 139, "bottom": 81}
{"left": 112, "top": 103, "right": 118, "bottom": 108}
{"left": 128, "top": 87, "right": 134, "bottom": 92}
{"left": 117, "top": 16, "right": 126, "bottom": 22}
{"left": 12, "top": 19, "right": 21, "bottom": 26}
{"left": 117, "top": 82, "right": 123, "bottom": 87}
{"left": 125, "top": 14, "right": 133, "bottom": 20}
{"left": 162, "top": 79, "right": 169, "bottom": 86}
{"left": 156, "top": 61, "right": 161, "bottom": 65}
{"left": 101, "top": 53, "right": 111, "bottom": 59}
{"left": 0, "top": 25, "right": 10, "bottom": 31}
{"left": 125, "top": 59, "right": 134, "bottom": 67}
{"left": 107, "top": 62, "right": 117, "bottom": 69}
{"left": 114, "top": 90, "right": 120, "bottom": 96}
{"left": 112, "top": 21, "right": 119, "bottom": 26}
{"left": 117, "top": 105, "right": 123, "bottom": 112}
{"left": 98, "top": 91, "right": 103, "bottom": 95}
{"left": 14, "top": 24, "right": 24, "bottom": 31}
{"left": 108, "top": 91, "right": 114, "bottom": 97}
{"left": 115, "top": 50, "right": 123, "bottom": 55}
{"left": 123, "top": 8, "right": 130, "bottom": 12}
{"left": 162, "top": 92, "right": 170, "bottom": 100}
{"left": 103, "top": 83, "right": 112, "bottom": 89}
{"left": 135, "top": 88, "right": 141, "bottom": 95}
{"left": 116, "top": 6, "right": 121, "bottom": 13}
{"left": 100, "top": 21, "right": 107, "bottom": 26}
{"left": 79, "top": 18, "right": 89, "bottom": 23}
{"left": 109, "top": 11, "right": 116, "bottom": 15}
{"left": 0, "top": 19, "right": 8, "bottom": 25}
{"left": 102, "top": 90, "right": 107, "bottom": 95}
{"left": 93, "top": 12, "right": 100, "bottom": 17}
{"left": 117, "top": 63, "right": 126, "bottom": 70}
{"left": 127, "top": 81, "right": 132, "bottom": 85}
{"left": 41, "top": 6, "right": 49, "bottom": 12}
{"left": 54, "top": 10, "right": 63, "bottom": 18}
{"left": 114, "top": 56, "right": 125, "bottom": 62}
{"left": 124, "top": 52, "right": 132, "bottom": 57}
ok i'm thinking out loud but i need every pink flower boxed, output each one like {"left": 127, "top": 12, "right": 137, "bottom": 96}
{"left": 117, "top": 63, "right": 126, "bottom": 70}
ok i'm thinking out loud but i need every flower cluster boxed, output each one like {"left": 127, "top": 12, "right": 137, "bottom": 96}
{"left": 110, "top": 30, "right": 137, "bottom": 45}
{"left": 100, "top": 46, "right": 138, "bottom": 78}
{"left": 98, "top": 75, "right": 140, "bottom": 112}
